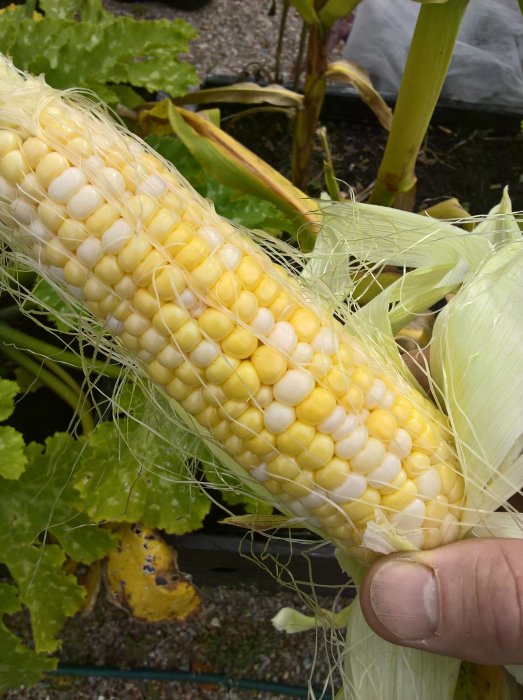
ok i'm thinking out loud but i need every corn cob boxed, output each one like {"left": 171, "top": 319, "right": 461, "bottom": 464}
{"left": 0, "top": 62, "right": 464, "bottom": 550}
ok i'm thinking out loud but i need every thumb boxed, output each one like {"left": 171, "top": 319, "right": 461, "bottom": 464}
{"left": 359, "top": 538, "right": 523, "bottom": 664}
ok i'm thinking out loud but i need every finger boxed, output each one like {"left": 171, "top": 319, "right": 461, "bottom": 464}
{"left": 359, "top": 538, "right": 523, "bottom": 664}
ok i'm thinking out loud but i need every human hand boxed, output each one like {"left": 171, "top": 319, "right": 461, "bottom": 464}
{"left": 359, "top": 538, "right": 523, "bottom": 664}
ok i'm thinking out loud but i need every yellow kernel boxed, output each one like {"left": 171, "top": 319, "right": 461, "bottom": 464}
{"left": 447, "top": 477, "right": 465, "bottom": 504}
{"left": 99, "top": 294, "right": 119, "bottom": 315}
{"left": 213, "top": 420, "right": 231, "bottom": 442}
{"left": 269, "top": 291, "right": 296, "bottom": 321}
{"left": 199, "top": 309, "right": 234, "bottom": 341}
{"left": 251, "top": 346, "right": 287, "bottom": 385}
{"left": 425, "top": 494, "right": 449, "bottom": 523}
{"left": 149, "top": 267, "right": 186, "bottom": 301}
{"left": 219, "top": 400, "right": 248, "bottom": 420}
{"left": 222, "top": 326, "right": 258, "bottom": 360}
{"left": 175, "top": 360, "right": 204, "bottom": 387}
{"left": 191, "top": 257, "right": 222, "bottom": 291}
{"left": 205, "top": 355, "right": 240, "bottom": 384}
{"left": 381, "top": 479, "right": 417, "bottom": 512}
{"left": 163, "top": 222, "right": 193, "bottom": 254}
{"left": 437, "top": 464, "right": 459, "bottom": 495}
{"left": 233, "top": 291, "right": 258, "bottom": 323}
{"left": 404, "top": 451, "right": 431, "bottom": 477}
{"left": 340, "top": 384, "right": 364, "bottom": 412}
{"left": 283, "top": 472, "right": 316, "bottom": 498}
{"left": 416, "top": 424, "right": 444, "bottom": 452}
{"left": 404, "top": 411, "right": 426, "bottom": 438}
{"left": 63, "top": 258, "right": 88, "bottom": 286}
{"left": 83, "top": 277, "right": 108, "bottom": 302}
{"left": 172, "top": 321, "right": 202, "bottom": 353}
{"left": 133, "top": 288, "right": 159, "bottom": 318}
{"left": 68, "top": 137, "right": 92, "bottom": 158}
{"left": 211, "top": 271, "right": 241, "bottom": 308}
{"left": 391, "top": 396, "right": 413, "bottom": 424}
{"left": 147, "top": 359, "right": 174, "bottom": 386}
{"left": 267, "top": 455, "right": 300, "bottom": 481}
{"left": 85, "top": 203, "right": 119, "bottom": 237}
{"left": 236, "top": 256, "right": 263, "bottom": 290}
{"left": 337, "top": 344, "right": 354, "bottom": 368}
{"left": 296, "top": 388, "right": 336, "bottom": 425}
{"left": 352, "top": 366, "right": 374, "bottom": 391}
{"left": 0, "top": 130, "right": 20, "bottom": 156}
{"left": 254, "top": 275, "right": 279, "bottom": 306}
{"left": 38, "top": 198, "right": 66, "bottom": 233}
{"left": 236, "top": 451, "right": 260, "bottom": 469}
{"left": 175, "top": 238, "right": 210, "bottom": 271}
{"left": 148, "top": 209, "right": 180, "bottom": 243}
{"left": 314, "top": 459, "right": 349, "bottom": 490}
{"left": 290, "top": 307, "right": 320, "bottom": 342}
{"left": 231, "top": 407, "right": 264, "bottom": 439}
{"left": 131, "top": 250, "right": 165, "bottom": 286}
{"left": 45, "top": 239, "right": 69, "bottom": 267}
{"left": 224, "top": 434, "right": 245, "bottom": 456}
{"left": 119, "top": 331, "right": 140, "bottom": 353}
{"left": 112, "top": 300, "right": 132, "bottom": 321}
{"left": 22, "top": 137, "right": 50, "bottom": 168}
{"left": 366, "top": 410, "right": 398, "bottom": 442}
{"left": 342, "top": 488, "right": 381, "bottom": 523}
{"left": 263, "top": 478, "right": 283, "bottom": 495}
{"left": 195, "top": 407, "right": 221, "bottom": 429}
{"left": 276, "top": 421, "right": 315, "bottom": 455}
{"left": 19, "top": 172, "right": 44, "bottom": 200}
{"left": 57, "top": 219, "right": 86, "bottom": 250}
{"left": 1, "top": 149, "right": 28, "bottom": 184}
{"left": 181, "top": 389, "right": 206, "bottom": 415}
{"left": 245, "top": 430, "right": 276, "bottom": 457}
{"left": 127, "top": 194, "right": 158, "bottom": 225}
{"left": 35, "top": 152, "right": 69, "bottom": 188}
{"left": 152, "top": 303, "right": 189, "bottom": 334}
{"left": 326, "top": 366, "right": 349, "bottom": 397}
{"left": 379, "top": 468, "right": 408, "bottom": 495}
{"left": 166, "top": 377, "right": 192, "bottom": 401}
{"left": 308, "top": 353, "right": 332, "bottom": 379}
{"left": 350, "top": 437, "right": 385, "bottom": 474}
{"left": 118, "top": 237, "right": 152, "bottom": 274}
{"left": 222, "top": 361, "right": 260, "bottom": 400}
{"left": 296, "top": 433, "right": 335, "bottom": 469}
{"left": 94, "top": 256, "right": 124, "bottom": 285}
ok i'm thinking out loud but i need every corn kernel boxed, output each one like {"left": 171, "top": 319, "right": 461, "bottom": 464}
{"left": 205, "top": 354, "right": 240, "bottom": 384}
{"left": 175, "top": 238, "right": 210, "bottom": 271}
{"left": 131, "top": 250, "right": 165, "bottom": 286}
{"left": 236, "top": 256, "right": 263, "bottom": 290}
{"left": 222, "top": 361, "right": 260, "bottom": 400}
{"left": 175, "top": 360, "right": 204, "bottom": 387}
{"left": 222, "top": 326, "right": 258, "bottom": 359}
{"left": 231, "top": 407, "right": 264, "bottom": 439}
{"left": 45, "top": 238, "right": 69, "bottom": 267}
{"left": 254, "top": 274, "right": 279, "bottom": 306}
{"left": 147, "top": 359, "right": 174, "bottom": 386}
{"left": 325, "top": 366, "right": 349, "bottom": 397}
{"left": 85, "top": 203, "right": 119, "bottom": 237}
{"left": 198, "top": 308, "right": 234, "bottom": 341}
{"left": 152, "top": 303, "right": 189, "bottom": 334}
{"left": 233, "top": 291, "right": 258, "bottom": 322}
{"left": 94, "top": 255, "right": 124, "bottom": 285}
{"left": 381, "top": 478, "right": 417, "bottom": 512}
{"left": 63, "top": 258, "right": 88, "bottom": 286}
{"left": 195, "top": 406, "right": 221, "bottom": 429}
{"left": 211, "top": 271, "right": 241, "bottom": 308}
{"left": 276, "top": 421, "right": 315, "bottom": 455}
{"left": 340, "top": 384, "right": 365, "bottom": 412}
{"left": 290, "top": 306, "right": 320, "bottom": 342}
{"left": 149, "top": 267, "right": 186, "bottom": 301}
{"left": 57, "top": 218, "right": 86, "bottom": 250}
{"left": 127, "top": 194, "right": 158, "bottom": 225}
{"left": 172, "top": 320, "right": 202, "bottom": 353}
{"left": 269, "top": 290, "right": 295, "bottom": 321}
{"left": 219, "top": 400, "right": 248, "bottom": 420}
{"left": 192, "top": 257, "right": 222, "bottom": 291}
{"left": 296, "top": 387, "right": 336, "bottom": 425}
{"left": 148, "top": 208, "right": 180, "bottom": 243}
{"left": 118, "top": 237, "right": 152, "bottom": 274}
{"left": 245, "top": 430, "right": 276, "bottom": 457}
{"left": 35, "top": 152, "right": 68, "bottom": 188}
{"left": 366, "top": 410, "right": 398, "bottom": 442}
{"left": 342, "top": 488, "right": 381, "bottom": 523}
{"left": 284, "top": 472, "right": 316, "bottom": 498}
{"left": 251, "top": 346, "right": 287, "bottom": 385}
{"left": 267, "top": 455, "right": 300, "bottom": 481}
{"left": 314, "top": 460, "right": 349, "bottom": 491}
{"left": 38, "top": 198, "right": 65, "bottom": 233}
{"left": 166, "top": 377, "right": 192, "bottom": 401}
{"left": 22, "top": 137, "right": 50, "bottom": 168}
{"left": 296, "top": 433, "right": 335, "bottom": 469}
{"left": 391, "top": 396, "right": 413, "bottom": 424}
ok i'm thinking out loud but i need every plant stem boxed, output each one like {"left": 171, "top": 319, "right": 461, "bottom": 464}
{"left": 369, "top": 0, "right": 469, "bottom": 207}
{"left": 0, "top": 322, "right": 122, "bottom": 379}
{"left": 0, "top": 344, "right": 95, "bottom": 435}
{"left": 317, "top": 126, "right": 340, "bottom": 201}
{"left": 292, "top": 21, "right": 309, "bottom": 92}
{"left": 275, "top": 0, "right": 290, "bottom": 83}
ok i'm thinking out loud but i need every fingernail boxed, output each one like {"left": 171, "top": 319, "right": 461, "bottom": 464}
{"left": 369, "top": 560, "right": 439, "bottom": 641}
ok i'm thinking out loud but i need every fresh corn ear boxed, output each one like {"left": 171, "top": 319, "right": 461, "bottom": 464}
{"left": 0, "top": 57, "right": 464, "bottom": 551}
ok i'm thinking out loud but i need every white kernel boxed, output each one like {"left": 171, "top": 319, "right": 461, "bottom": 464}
{"left": 76, "top": 238, "right": 103, "bottom": 267}
{"left": 440, "top": 513, "right": 460, "bottom": 544}
{"left": 66, "top": 185, "right": 103, "bottom": 220}
{"left": 389, "top": 428, "right": 412, "bottom": 459}
{"left": 318, "top": 406, "right": 346, "bottom": 434}
{"left": 269, "top": 322, "right": 298, "bottom": 354}
{"left": 179, "top": 289, "right": 197, "bottom": 309}
{"left": 191, "top": 300, "right": 206, "bottom": 318}
{"left": 125, "top": 312, "right": 149, "bottom": 336}
{"left": 190, "top": 340, "right": 221, "bottom": 367}
{"left": 137, "top": 173, "right": 167, "bottom": 198}
{"left": 351, "top": 437, "right": 386, "bottom": 473}
{"left": 0, "top": 174, "right": 16, "bottom": 200}
{"left": 291, "top": 342, "right": 313, "bottom": 364}
{"left": 102, "top": 219, "right": 134, "bottom": 254}
{"left": 381, "top": 391, "right": 395, "bottom": 409}
{"left": 100, "top": 167, "right": 125, "bottom": 194}
{"left": 273, "top": 369, "right": 315, "bottom": 406}
{"left": 334, "top": 426, "right": 368, "bottom": 459}
{"left": 137, "top": 349, "right": 153, "bottom": 363}
{"left": 250, "top": 461, "right": 269, "bottom": 482}
{"left": 415, "top": 468, "right": 442, "bottom": 499}
{"left": 264, "top": 401, "right": 295, "bottom": 434}
{"left": 288, "top": 501, "right": 310, "bottom": 519}
{"left": 140, "top": 327, "right": 168, "bottom": 354}
{"left": 300, "top": 492, "right": 325, "bottom": 510}
{"left": 311, "top": 327, "right": 339, "bottom": 355}
{"left": 105, "top": 316, "right": 124, "bottom": 334}
{"left": 332, "top": 414, "right": 361, "bottom": 441}
{"left": 219, "top": 244, "right": 242, "bottom": 270}
{"left": 10, "top": 198, "right": 34, "bottom": 225}
{"left": 157, "top": 345, "right": 183, "bottom": 369}
{"left": 403, "top": 530, "right": 425, "bottom": 548}
{"left": 251, "top": 308, "right": 274, "bottom": 336}
{"left": 390, "top": 498, "right": 426, "bottom": 532}
{"left": 330, "top": 474, "right": 367, "bottom": 503}
{"left": 84, "top": 155, "right": 104, "bottom": 170}
{"left": 368, "top": 453, "right": 402, "bottom": 489}
{"left": 48, "top": 167, "right": 87, "bottom": 203}
{"left": 29, "top": 219, "right": 52, "bottom": 242}
{"left": 365, "top": 379, "right": 387, "bottom": 409}
{"left": 199, "top": 225, "right": 222, "bottom": 250}
{"left": 255, "top": 386, "right": 273, "bottom": 408}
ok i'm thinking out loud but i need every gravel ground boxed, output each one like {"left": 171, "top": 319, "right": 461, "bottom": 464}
{"left": 102, "top": 0, "right": 346, "bottom": 83}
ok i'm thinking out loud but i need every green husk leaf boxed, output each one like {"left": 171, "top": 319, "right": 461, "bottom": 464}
{"left": 272, "top": 604, "right": 352, "bottom": 633}
{"left": 431, "top": 242, "right": 523, "bottom": 517}
{"left": 0, "top": 583, "right": 56, "bottom": 693}
{"left": 472, "top": 187, "right": 521, "bottom": 245}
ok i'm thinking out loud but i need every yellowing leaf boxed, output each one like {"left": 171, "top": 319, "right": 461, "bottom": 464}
{"left": 106, "top": 523, "right": 200, "bottom": 623}
{"left": 326, "top": 60, "right": 392, "bottom": 130}
{"left": 174, "top": 83, "right": 303, "bottom": 110}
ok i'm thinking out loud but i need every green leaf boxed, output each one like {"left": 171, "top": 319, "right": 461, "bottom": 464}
{"left": 75, "top": 418, "right": 211, "bottom": 534}
{"left": 0, "top": 584, "right": 56, "bottom": 693}
{"left": 0, "top": 378, "right": 18, "bottom": 421}
{"left": 147, "top": 135, "right": 293, "bottom": 235}
{"left": 30, "top": 278, "right": 75, "bottom": 332}
{"left": 39, "top": 0, "right": 82, "bottom": 19}
{"left": 0, "top": 425, "right": 27, "bottom": 479}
